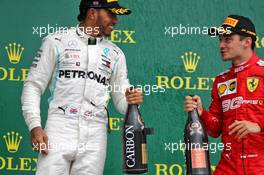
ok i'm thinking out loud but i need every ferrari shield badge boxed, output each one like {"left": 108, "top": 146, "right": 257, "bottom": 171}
{"left": 247, "top": 77, "right": 259, "bottom": 92}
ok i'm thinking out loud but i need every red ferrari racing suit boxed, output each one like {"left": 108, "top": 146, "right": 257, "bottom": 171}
{"left": 201, "top": 53, "right": 264, "bottom": 175}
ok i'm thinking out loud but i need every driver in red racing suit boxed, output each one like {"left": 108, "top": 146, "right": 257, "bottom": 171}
{"left": 184, "top": 15, "right": 264, "bottom": 175}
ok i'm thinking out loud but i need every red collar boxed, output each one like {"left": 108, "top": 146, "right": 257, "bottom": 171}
{"left": 230, "top": 52, "right": 259, "bottom": 74}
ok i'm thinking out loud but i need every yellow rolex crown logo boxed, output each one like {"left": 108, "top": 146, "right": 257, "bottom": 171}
{"left": 3, "top": 131, "right": 23, "bottom": 153}
{"left": 181, "top": 51, "right": 200, "bottom": 73}
{"left": 5, "top": 42, "right": 25, "bottom": 64}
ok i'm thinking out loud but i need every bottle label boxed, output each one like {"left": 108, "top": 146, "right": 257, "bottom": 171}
{"left": 191, "top": 148, "right": 206, "bottom": 168}
{"left": 125, "top": 125, "right": 136, "bottom": 168}
{"left": 189, "top": 122, "right": 202, "bottom": 135}
{"left": 142, "top": 144, "right": 148, "bottom": 164}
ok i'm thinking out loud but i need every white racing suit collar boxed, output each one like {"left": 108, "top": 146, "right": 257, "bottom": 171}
{"left": 76, "top": 24, "right": 104, "bottom": 45}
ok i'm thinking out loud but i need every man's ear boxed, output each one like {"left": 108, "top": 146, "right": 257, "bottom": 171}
{"left": 87, "top": 8, "right": 98, "bottom": 20}
{"left": 243, "top": 37, "right": 252, "bottom": 49}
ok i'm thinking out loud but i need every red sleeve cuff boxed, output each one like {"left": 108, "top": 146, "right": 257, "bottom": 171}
{"left": 257, "top": 120, "right": 264, "bottom": 132}
{"left": 200, "top": 108, "right": 208, "bottom": 122}
{"left": 199, "top": 109, "right": 220, "bottom": 138}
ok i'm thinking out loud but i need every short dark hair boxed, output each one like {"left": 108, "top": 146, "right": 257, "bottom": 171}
{"left": 77, "top": 1, "right": 90, "bottom": 21}
{"left": 239, "top": 35, "right": 255, "bottom": 50}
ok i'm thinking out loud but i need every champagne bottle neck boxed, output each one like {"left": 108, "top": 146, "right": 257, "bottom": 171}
{"left": 189, "top": 109, "right": 200, "bottom": 121}
{"left": 128, "top": 104, "right": 139, "bottom": 111}
{"left": 125, "top": 104, "right": 142, "bottom": 125}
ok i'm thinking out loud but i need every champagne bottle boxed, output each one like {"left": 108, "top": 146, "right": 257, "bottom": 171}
{"left": 122, "top": 103, "right": 153, "bottom": 174}
{"left": 184, "top": 105, "right": 211, "bottom": 175}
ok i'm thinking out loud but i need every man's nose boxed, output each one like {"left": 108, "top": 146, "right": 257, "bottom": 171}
{"left": 219, "top": 41, "right": 225, "bottom": 49}
{"left": 112, "top": 16, "right": 118, "bottom": 25}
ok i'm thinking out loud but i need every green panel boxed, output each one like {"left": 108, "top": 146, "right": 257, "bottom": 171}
{"left": 0, "top": 0, "right": 263, "bottom": 174}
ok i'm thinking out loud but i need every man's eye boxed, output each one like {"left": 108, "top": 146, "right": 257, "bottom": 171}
{"left": 226, "top": 37, "right": 231, "bottom": 42}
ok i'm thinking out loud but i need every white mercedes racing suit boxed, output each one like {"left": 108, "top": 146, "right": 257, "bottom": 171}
{"left": 21, "top": 26, "right": 130, "bottom": 175}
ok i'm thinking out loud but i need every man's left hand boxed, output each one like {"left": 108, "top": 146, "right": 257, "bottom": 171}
{"left": 229, "top": 120, "right": 261, "bottom": 141}
{"left": 125, "top": 88, "right": 143, "bottom": 105}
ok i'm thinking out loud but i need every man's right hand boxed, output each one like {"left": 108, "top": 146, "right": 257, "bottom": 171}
{"left": 184, "top": 95, "right": 203, "bottom": 116}
{"left": 30, "top": 127, "right": 49, "bottom": 155}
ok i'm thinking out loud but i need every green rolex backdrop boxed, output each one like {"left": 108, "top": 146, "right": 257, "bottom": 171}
{"left": 0, "top": 0, "right": 264, "bottom": 174}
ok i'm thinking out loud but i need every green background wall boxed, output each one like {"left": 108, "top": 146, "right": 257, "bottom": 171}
{"left": 0, "top": 0, "right": 264, "bottom": 174}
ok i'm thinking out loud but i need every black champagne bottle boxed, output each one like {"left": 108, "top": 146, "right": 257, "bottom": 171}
{"left": 122, "top": 103, "right": 153, "bottom": 174}
{"left": 184, "top": 107, "right": 211, "bottom": 175}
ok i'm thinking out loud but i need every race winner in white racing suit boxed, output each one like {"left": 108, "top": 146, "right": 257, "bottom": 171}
{"left": 21, "top": 26, "right": 131, "bottom": 174}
